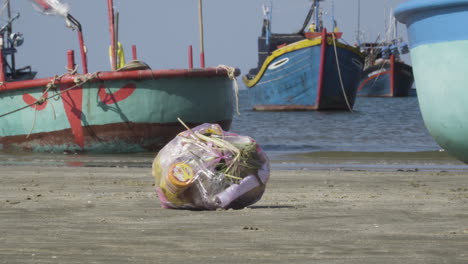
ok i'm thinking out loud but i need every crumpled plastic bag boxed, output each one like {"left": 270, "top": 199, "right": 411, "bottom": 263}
{"left": 152, "top": 123, "right": 269, "bottom": 210}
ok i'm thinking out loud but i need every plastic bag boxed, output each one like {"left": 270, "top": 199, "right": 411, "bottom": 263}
{"left": 152, "top": 123, "right": 269, "bottom": 210}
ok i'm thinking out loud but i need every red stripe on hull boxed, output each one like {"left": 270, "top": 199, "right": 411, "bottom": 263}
{"left": 316, "top": 28, "right": 328, "bottom": 108}
{"left": 390, "top": 55, "right": 396, "bottom": 95}
{"left": 98, "top": 83, "right": 137, "bottom": 105}
{"left": 357, "top": 71, "right": 391, "bottom": 92}
{"left": 60, "top": 84, "right": 84, "bottom": 148}
{"left": 22, "top": 92, "right": 48, "bottom": 111}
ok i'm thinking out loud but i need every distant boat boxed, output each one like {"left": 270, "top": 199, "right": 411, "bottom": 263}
{"left": 0, "top": 0, "right": 238, "bottom": 153}
{"left": 395, "top": 0, "right": 468, "bottom": 163}
{"left": 357, "top": 43, "right": 414, "bottom": 97}
{"left": 243, "top": 0, "right": 364, "bottom": 111}
{"left": 357, "top": 9, "right": 414, "bottom": 97}
{"left": 0, "top": 1, "right": 36, "bottom": 81}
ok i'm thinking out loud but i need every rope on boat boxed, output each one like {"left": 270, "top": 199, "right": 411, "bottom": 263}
{"left": 331, "top": 32, "right": 353, "bottom": 112}
{"left": 1, "top": 64, "right": 240, "bottom": 129}
{"left": 217, "top": 65, "right": 240, "bottom": 115}
{"left": 0, "top": 70, "right": 97, "bottom": 119}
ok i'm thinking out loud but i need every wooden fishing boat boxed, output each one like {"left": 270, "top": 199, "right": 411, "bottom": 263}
{"left": 0, "top": 0, "right": 238, "bottom": 153}
{"left": 356, "top": 7, "right": 414, "bottom": 98}
{"left": 243, "top": 0, "right": 364, "bottom": 111}
{"left": 395, "top": 0, "right": 468, "bottom": 163}
{"left": 357, "top": 43, "right": 414, "bottom": 97}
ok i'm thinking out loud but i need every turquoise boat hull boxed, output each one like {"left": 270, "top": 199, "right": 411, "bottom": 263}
{"left": 395, "top": 0, "right": 468, "bottom": 163}
{"left": 0, "top": 68, "right": 236, "bottom": 153}
{"left": 244, "top": 31, "right": 364, "bottom": 111}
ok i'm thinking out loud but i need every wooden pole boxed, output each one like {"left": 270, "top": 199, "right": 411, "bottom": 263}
{"left": 0, "top": 36, "right": 5, "bottom": 82}
{"left": 115, "top": 11, "right": 119, "bottom": 68}
{"left": 198, "top": 0, "right": 205, "bottom": 68}
{"left": 132, "top": 45, "right": 137, "bottom": 60}
{"left": 6, "top": 0, "right": 15, "bottom": 75}
{"left": 188, "top": 45, "right": 193, "bottom": 69}
{"left": 107, "top": 0, "right": 116, "bottom": 70}
{"left": 67, "top": 50, "right": 76, "bottom": 73}
{"left": 357, "top": 0, "right": 361, "bottom": 45}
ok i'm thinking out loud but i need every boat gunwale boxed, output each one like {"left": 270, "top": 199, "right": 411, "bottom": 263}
{"left": 395, "top": 0, "right": 468, "bottom": 24}
{"left": 0, "top": 67, "right": 240, "bottom": 93}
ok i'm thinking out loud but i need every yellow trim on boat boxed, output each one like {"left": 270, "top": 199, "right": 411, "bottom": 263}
{"left": 243, "top": 36, "right": 363, "bottom": 88}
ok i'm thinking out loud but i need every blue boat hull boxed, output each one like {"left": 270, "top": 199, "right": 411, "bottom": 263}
{"left": 358, "top": 60, "right": 414, "bottom": 97}
{"left": 244, "top": 33, "right": 364, "bottom": 111}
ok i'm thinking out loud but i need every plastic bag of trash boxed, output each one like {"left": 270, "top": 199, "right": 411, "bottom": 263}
{"left": 152, "top": 122, "right": 269, "bottom": 210}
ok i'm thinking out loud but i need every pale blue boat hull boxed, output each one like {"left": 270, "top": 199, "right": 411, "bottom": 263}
{"left": 395, "top": 0, "right": 468, "bottom": 163}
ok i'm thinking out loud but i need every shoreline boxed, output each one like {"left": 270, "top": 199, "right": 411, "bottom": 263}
{"left": 1, "top": 150, "right": 467, "bottom": 172}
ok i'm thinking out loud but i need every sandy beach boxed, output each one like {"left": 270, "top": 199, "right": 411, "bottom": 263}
{"left": 0, "top": 153, "right": 467, "bottom": 264}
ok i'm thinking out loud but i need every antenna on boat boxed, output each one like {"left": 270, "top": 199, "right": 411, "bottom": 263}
{"left": 4, "top": 0, "right": 15, "bottom": 73}
{"left": 298, "top": 0, "right": 319, "bottom": 34}
{"left": 262, "top": 3, "right": 272, "bottom": 46}
{"left": 198, "top": 0, "right": 205, "bottom": 68}
{"left": 314, "top": 0, "right": 320, "bottom": 31}
{"left": 356, "top": 0, "right": 361, "bottom": 45}
{"left": 331, "top": 0, "right": 337, "bottom": 31}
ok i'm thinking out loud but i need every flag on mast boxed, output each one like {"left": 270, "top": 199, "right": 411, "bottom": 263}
{"left": 30, "top": 0, "right": 69, "bottom": 17}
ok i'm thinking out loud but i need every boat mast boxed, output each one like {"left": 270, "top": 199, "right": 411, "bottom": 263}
{"left": 357, "top": 0, "right": 361, "bottom": 45}
{"left": 314, "top": 0, "right": 320, "bottom": 31}
{"left": 5, "top": 0, "right": 15, "bottom": 74}
{"left": 198, "top": 0, "right": 205, "bottom": 68}
{"left": 107, "top": 0, "right": 117, "bottom": 70}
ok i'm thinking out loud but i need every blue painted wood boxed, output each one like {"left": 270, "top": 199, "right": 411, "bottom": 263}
{"left": 248, "top": 41, "right": 363, "bottom": 111}
{"left": 249, "top": 47, "right": 320, "bottom": 108}
{"left": 395, "top": 0, "right": 468, "bottom": 48}
{"left": 358, "top": 61, "right": 414, "bottom": 97}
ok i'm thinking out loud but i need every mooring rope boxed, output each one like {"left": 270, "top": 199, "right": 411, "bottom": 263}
{"left": 217, "top": 65, "right": 240, "bottom": 115}
{"left": 0, "top": 70, "right": 97, "bottom": 119}
{"left": 331, "top": 33, "right": 353, "bottom": 112}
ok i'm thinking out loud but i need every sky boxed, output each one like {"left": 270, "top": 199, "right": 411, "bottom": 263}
{"left": 4, "top": 0, "right": 409, "bottom": 82}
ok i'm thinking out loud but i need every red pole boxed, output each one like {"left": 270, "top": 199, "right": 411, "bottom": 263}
{"left": 67, "top": 50, "right": 76, "bottom": 73}
{"left": 77, "top": 32, "right": 88, "bottom": 73}
{"left": 316, "top": 28, "right": 327, "bottom": 108}
{"left": 188, "top": 45, "right": 193, "bottom": 69}
{"left": 0, "top": 36, "right": 4, "bottom": 82}
{"left": 107, "top": 0, "right": 116, "bottom": 70}
{"left": 390, "top": 54, "right": 395, "bottom": 96}
{"left": 132, "top": 45, "right": 137, "bottom": 60}
{"left": 200, "top": 52, "right": 205, "bottom": 68}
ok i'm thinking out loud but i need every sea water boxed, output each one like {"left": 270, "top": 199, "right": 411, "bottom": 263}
{"left": 1, "top": 89, "right": 465, "bottom": 170}
{"left": 232, "top": 89, "right": 439, "bottom": 153}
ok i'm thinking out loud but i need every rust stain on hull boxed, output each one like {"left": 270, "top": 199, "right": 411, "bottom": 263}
{"left": 0, "top": 120, "right": 232, "bottom": 153}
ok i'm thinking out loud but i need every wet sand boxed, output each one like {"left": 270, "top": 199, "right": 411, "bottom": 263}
{"left": 1, "top": 154, "right": 468, "bottom": 263}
